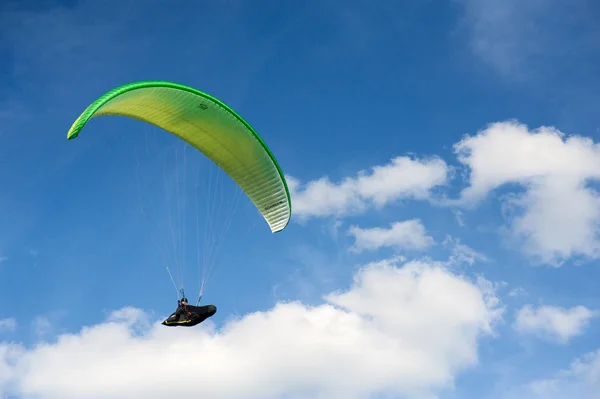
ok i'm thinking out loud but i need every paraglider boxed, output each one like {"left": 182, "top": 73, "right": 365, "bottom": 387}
{"left": 67, "top": 80, "right": 291, "bottom": 326}
{"left": 162, "top": 297, "right": 217, "bottom": 327}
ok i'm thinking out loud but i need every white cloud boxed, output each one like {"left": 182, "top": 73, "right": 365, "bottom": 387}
{"left": 442, "top": 236, "right": 487, "bottom": 268}
{"left": 514, "top": 304, "right": 598, "bottom": 343}
{"left": 288, "top": 155, "right": 449, "bottom": 220}
{"left": 0, "top": 257, "right": 503, "bottom": 399}
{"left": 523, "top": 349, "right": 600, "bottom": 399}
{"left": 0, "top": 319, "right": 16, "bottom": 333}
{"left": 0, "top": 343, "right": 21, "bottom": 396}
{"left": 290, "top": 121, "right": 600, "bottom": 266}
{"left": 348, "top": 219, "right": 435, "bottom": 253}
{"left": 454, "top": 120, "right": 600, "bottom": 265}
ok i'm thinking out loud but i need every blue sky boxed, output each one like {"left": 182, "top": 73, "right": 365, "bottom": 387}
{"left": 1, "top": 0, "right": 600, "bottom": 398}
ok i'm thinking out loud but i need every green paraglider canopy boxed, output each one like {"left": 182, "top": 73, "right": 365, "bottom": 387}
{"left": 67, "top": 80, "right": 291, "bottom": 233}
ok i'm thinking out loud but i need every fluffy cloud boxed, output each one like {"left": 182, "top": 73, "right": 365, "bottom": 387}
{"left": 289, "top": 121, "right": 600, "bottom": 266}
{"left": 514, "top": 304, "right": 598, "bottom": 343}
{"left": 454, "top": 121, "right": 600, "bottom": 264}
{"left": 0, "top": 257, "right": 502, "bottom": 399}
{"left": 348, "top": 219, "right": 435, "bottom": 253}
{"left": 0, "top": 319, "right": 16, "bottom": 333}
{"left": 287, "top": 156, "right": 449, "bottom": 220}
